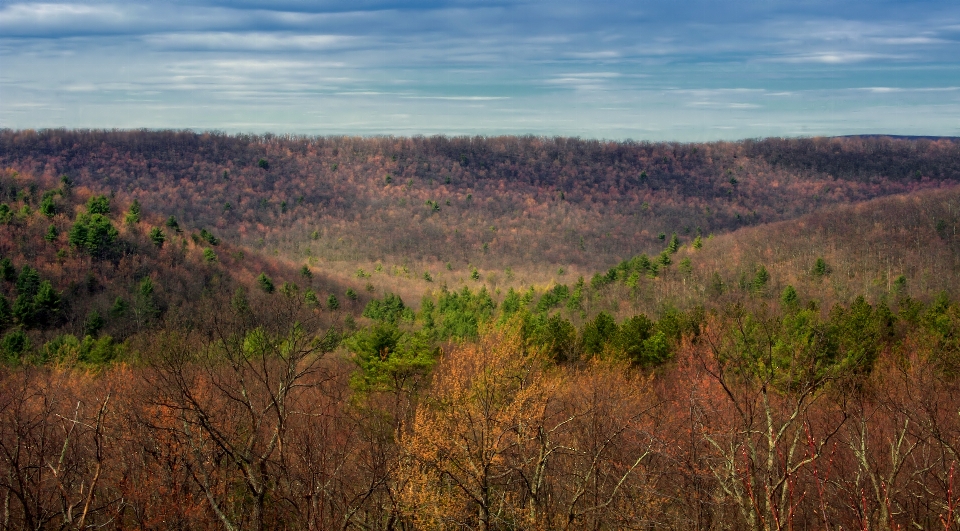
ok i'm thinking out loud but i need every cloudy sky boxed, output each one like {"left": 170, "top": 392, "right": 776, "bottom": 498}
{"left": 1, "top": 0, "right": 959, "bottom": 140}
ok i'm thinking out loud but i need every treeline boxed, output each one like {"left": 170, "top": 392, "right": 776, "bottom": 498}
{"left": 1, "top": 287, "right": 958, "bottom": 529}
{"left": 2, "top": 130, "right": 956, "bottom": 275}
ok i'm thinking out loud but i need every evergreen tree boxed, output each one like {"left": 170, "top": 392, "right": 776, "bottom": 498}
{"left": 149, "top": 226, "right": 165, "bottom": 248}
{"left": 87, "top": 195, "right": 110, "bottom": 215}
{"left": 668, "top": 233, "right": 681, "bottom": 253}
{"left": 708, "top": 272, "right": 725, "bottom": 297}
{"left": 85, "top": 310, "right": 104, "bottom": 337}
{"left": 40, "top": 194, "right": 57, "bottom": 218}
{"left": 44, "top": 224, "right": 58, "bottom": 242}
{"left": 110, "top": 297, "right": 127, "bottom": 318}
{"left": 203, "top": 248, "right": 217, "bottom": 263}
{"left": 257, "top": 273, "right": 275, "bottom": 293}
{"left": 581, "top": 311, "right": 618, "bottom": 357}
{"left": 165, "top": 215, "right": 181, "bottom": 232}
{"left": 813, "top": 257, "right": 830, "bottom": 277}
{"left": 327, "top": 294, "right": 340, "bottom": 311}
{"left": 1, "top": 328, "right": 30, "bottom": 363}
{"left": 70, "top": 213, "right": 119, "bottom": 259}
{"left": 753, "top": 265, "right": 770, "bottom": 293}
{"left": 16, "top": 266, "right": 40, "bottom": 298}
{"left": 0, "top": 295, "right": 11, "bottom": 329}
{"left": 125, "top": 199, "right": 141, "bottom": 224}
{"left": 0, "top": 258, "right": 14, "bottom": 282}
{"left": 781, "top": 285, "right": 799, "bottom": 307}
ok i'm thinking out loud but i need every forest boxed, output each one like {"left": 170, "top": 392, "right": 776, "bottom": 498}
{"left": 0, "top": 130, "right": 958, "bottom": 530}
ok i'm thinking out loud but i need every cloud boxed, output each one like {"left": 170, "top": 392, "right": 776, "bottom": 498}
{"left": 567, "top": 50, "right": 621, "bottom": 59}
{"left": 859, "top": 86, "right": 960, "bottom": 93}
{"left": 145, "top": 32, "right": 359, "bottom": 51}
{"left": 546, "top": 72, "right": 621, "bottom": 91}
{"left": 1, "top": 0, "right": 959, "bottom": 138}
{"left": 0, "top": 2, "right": 129, "bottom": 35}
{"left": 402, "top": 96, "right": 510, "bottom": 100}
{"left": 775, "top": 52, "right": 908, "bottom": 64}
{"left": 873, "top": 36, "right": 948, "bottom": 45}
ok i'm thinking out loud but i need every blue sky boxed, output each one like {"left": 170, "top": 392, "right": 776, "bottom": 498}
{"left": 1, "top": 0, "right": 959, "bottom": 140}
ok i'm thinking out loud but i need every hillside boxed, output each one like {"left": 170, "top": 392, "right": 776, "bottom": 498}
{"left": 0, "top": 169, "right": 357, "bottom": 362}
{"left": 2, "top": 131, "right": 957, "bottom": 295}
{"left": 575, "top": 184, "right": 960, "bottom": 320}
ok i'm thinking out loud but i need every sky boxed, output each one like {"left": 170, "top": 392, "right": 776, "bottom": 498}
{"left": 1, "top": 0, "right": 959, "bottom": 140}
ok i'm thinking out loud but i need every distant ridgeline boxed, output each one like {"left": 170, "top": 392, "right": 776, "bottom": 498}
{"left": 1, "top": 130, "right": 957, "bottom": 272}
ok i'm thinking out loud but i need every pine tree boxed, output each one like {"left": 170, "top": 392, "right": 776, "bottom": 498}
{"left": 668, "top": 233, "right": 681, "bottom": 253}
{"left": 125, "top": 199, "right": 141, "bottom": 224}
{"left": 149, "top": 227, "right": 165, "bottom": 248}
{"left": 257, "top": 273, "right": 275, "bottom": 293}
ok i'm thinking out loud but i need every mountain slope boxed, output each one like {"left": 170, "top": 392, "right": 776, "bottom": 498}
{"left": 2, "top": 131, "right": 957, "bottom": 290}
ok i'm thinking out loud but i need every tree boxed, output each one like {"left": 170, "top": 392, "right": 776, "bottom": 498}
{"left": 125, "top": 199, "right": 141, "bottom": 224}
{"left": 44, "top": 224, "right": 58, "bottom": 242}
{"left": 581, "top": 311, "right": 618, "bottom": 357}
{"left": 165, "top": 215, "right": 181, "bottom": 232}
{"left": 199, "top": 228, "right": 219, "bottom": 246}
{"left": 304, "top": 289, "right": 320, "bottom": 309}
{"left": 679, "top": 308, "right": 848, "bottom": 531}
{"left": 84, "top": 310, "right": 104, "bottom": 337}
{"left": 752, "top": 264, "right": 770, "bottom": 294}
{"left": 399, "top": 325, "right": 553, "bottom": 530}
{"left": 16, "top": 266, "right": 40, "bottom": 297}
{"left": 257, "top": 158, "right": 269, "bottom": 169}
{"left": 257, "top": 273, "right": 274, "bottom": 293}
{"left": 327, "top": 294, "right": 340, "bottom": 311}
{"left": 363, "top": 293, "right": 409, "bottom": 324}
{"left": 69, "top": 213, "right": 119, "bottom": 259}
{"left": 781, "top": 285, "right": 799, "bottom": 307}
{"left": 812, "top": 257, "right": 829, "bottom": 278}
{"left": 528, "top": 312, "right": 577, "bottom": 362}
{"left": 12, "top": 272, "right": 59, "bottom": 329}
{"left": 86, "top": 195, "right": 110, "bottom": 215}
{"left": 0, "top": 258, "right": 15, "bottom": 281}
{"left": 1, "top": 327, "right": 29, "bottom": 361}
{"left": 614, "top": 313, "right": 671, "bottom": 366}
{"left": 668, "top": 233, "right": 681, "bottom": 254}
{"left": 658, "top": 251, "right": 672, "bottom": 267}
{"left": 202, "top": 248, "right": 217, "bottom": 263}
{"left": 149, "top": 226, "right": 165, "bottom": 248}
{"left": 40, "top": 194, "right": 57, "bottom": 218}
{"left": 133, "top": 277, "right": 160, "bottom": 328}
{"left": 146, "top": 301, "right": 340, "bottom": 531}
{"left": 346, "top": 323, "right": 437, "bottom": 397}
{"left": 109, "top": 297, "right": 127, "bottom": 318}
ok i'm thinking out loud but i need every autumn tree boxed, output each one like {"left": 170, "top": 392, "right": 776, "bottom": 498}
{"left": 145, "top": 295, "right": 341, "bottom": 531}
{"left": 399, "top": 324, "right": 553, "bottom": 530}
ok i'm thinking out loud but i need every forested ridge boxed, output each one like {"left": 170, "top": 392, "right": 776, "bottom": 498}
{"left": 2, "top": 130, "right": 957, "bottom": 280}
{"left": 0, "top": 131, "right": 959, "bottom": 530}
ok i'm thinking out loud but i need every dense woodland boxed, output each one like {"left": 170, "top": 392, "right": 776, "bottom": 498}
{"left": 0, "top": 131, "right": 959, "bottom": 530}
{"left": 2, "top": 130, "right": 958, "bottom": 282}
